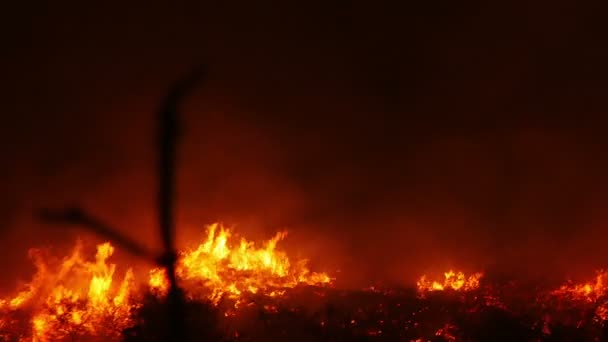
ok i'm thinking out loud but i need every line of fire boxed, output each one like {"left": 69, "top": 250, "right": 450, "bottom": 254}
{"left": 1, "top": 221, "right": 608, "bottom": 341}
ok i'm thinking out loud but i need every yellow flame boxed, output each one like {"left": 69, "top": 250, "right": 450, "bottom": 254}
{"left": 1, "top": 223, "right": 331, "bottom": 340}
{"left": 170, "top": 223, "right": 330, "bottom": 303}
{"left": 417, "top": 270, "right": 483, "bottom": 294}
{"left": 2, "top": 241, "right": 137, "bottom": 341}
{"left": 552, "top": 270, "right": 608, "bottom": 302}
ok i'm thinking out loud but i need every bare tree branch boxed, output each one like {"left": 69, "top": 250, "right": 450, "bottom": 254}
{"left": 157, "top": 66, "right": 206, "bottom": 342}
{"left": 38, "top": 207, "right": 157, "bottom": 261}
{"left": 38, "top": 67, "right": 206, "bottom": 341}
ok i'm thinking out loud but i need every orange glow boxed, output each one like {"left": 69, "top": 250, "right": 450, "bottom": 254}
{"left": 596, "top": 304, "right": 608, "bottom": 322}
{"left": 435, "top": 323, "right": 457, "bottom": 341}
{"left": 416, "top": 270, "right": 483, "bottom": 293}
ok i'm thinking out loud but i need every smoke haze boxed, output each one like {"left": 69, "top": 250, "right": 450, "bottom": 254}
{"left": 2, "top": 1, "right": 608, "bottom": 290}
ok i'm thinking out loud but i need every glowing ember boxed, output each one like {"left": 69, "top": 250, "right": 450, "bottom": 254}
{"left": 435, "top": 323, "right": 457, "bottom": 341}
{"left": 416, "top": 270, "right": 483, "bottom": 294}
{"left": 596, "top": 303, "right": 608, "bottom": 322}
{"left": 547, "top": 270, "right": 608, "bottom": 324}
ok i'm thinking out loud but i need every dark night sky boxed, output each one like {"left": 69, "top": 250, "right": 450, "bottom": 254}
{"left": 1, "top": 1, "right": 608, "bottom": 288}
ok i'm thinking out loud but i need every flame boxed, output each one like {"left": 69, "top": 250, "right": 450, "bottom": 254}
{"left": 416, "top": 270, "right": 483, "bottom": 293}
{"left": 548, "top": 270, "right": 608, "bottom": 323}
{"left": 149, "top": 223, "right": 331, "bottom": 303}
{"left": 551, "top": 270, "right": 608, "bottom": 302}
{"left": 4, "top": 232, "right": 608, "bottom": 342}
{"left": 0, "top": 223, "right": 331, "bottom": 340}
{"left": 148, "top": 267, "right": 169, "bottom": 297}
{"left": 0, "top": 241, "right": 137, "bottom": 341}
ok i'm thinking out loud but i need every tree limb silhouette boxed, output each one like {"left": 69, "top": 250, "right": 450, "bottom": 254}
{"left": 38, "top": 207, "right": 157, "bottom": 261}
{"left": 38, "top": 67, "right": 207, "bottom": 341}
{"left": 157, "top": 67, "right": 206, "bottom": 341}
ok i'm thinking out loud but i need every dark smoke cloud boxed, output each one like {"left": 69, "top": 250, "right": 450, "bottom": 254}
{"left": 2, "top": 0, "right": 608, "bottom": 290}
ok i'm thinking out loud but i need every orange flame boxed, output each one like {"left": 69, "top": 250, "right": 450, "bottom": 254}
{"left": 417, "top": 270, "right": 483, "bottom": 293}
{"left": 549, "top": 270, "right": 608, "bottom": 323}
{"left": 148, "top": 223, "right": 331, "bottom": 304}
{"left": 1, "top": 241, "right": 137, "bottom": 341}
{"left": 551, "top": 270, "right": 608, "bottom": 302}
{"left": 0, "top": 223, "right": 331, "bottom": 340}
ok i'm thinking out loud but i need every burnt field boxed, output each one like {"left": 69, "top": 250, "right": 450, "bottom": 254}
{"left": 159, "top": 282, "right": 608, "bottom": 342}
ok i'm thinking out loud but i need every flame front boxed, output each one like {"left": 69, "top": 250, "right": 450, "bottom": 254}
{"left": 8, "top": 224, "right": 608, "bottom": 341}
{"left": 149, "top": 223, "right": 331, "bottom": 304}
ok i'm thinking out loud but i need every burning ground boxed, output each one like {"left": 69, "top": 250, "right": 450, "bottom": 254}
{"left": 1, "top": 224, "right": 608, "bottom": 341}
{"left": 0, "top": 223, "right": 331, "bottom": 341}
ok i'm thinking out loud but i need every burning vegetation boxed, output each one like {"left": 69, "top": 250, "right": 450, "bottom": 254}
{"left": 2, "top": 225, "right": 608, "bottom": 341}
{"left": 416, "top": 270, "right": 483, "bottom": 294}
{"left": 0, "top": 224, "right": 608, "bottom": 341}
{"left": 0, "top": 241, "right": 137, "bottom": 341}
{"left": 147, "top": 223, "right": 331, "bottom": 304}
{"left": 0, "top": 224, "right": 331, "bottom": 341}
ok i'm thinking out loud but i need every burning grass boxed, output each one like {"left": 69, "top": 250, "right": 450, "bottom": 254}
{"left": 147, "top": 223, "right": 331, "bottom": 304}
{"left": 1, "top": 224, "right": 608, "bottom": 341}
{"left": 0, "top": 242, "right": 138, "bottom": 341}
{"left": 416, "top": 270, "right": 483, "bottom": 294}
{"left": 0, "top": 223, "right": 331, "bottom": 341}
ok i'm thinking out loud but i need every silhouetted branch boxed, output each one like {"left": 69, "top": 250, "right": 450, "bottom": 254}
{"left": 158, "top": 66, "right": 206, "bottom": 254}
{"left": 37, "top": 67, "right": 207, "bottom": 342}
{"left": 38, "top": 207, "right": 157, "bottom": 261}
{"left": 157, "top": 67, "right": 206, "bottom": 342}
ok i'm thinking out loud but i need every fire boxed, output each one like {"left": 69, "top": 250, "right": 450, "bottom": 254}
{"left": 551, "top": 270, "right": 608, "bottom": 302}
{"left": 148, "top": 268, "right": 169, "bottom": 297}
{"left": 149, "top": 223, "right": 331, "bottom": 303}
{"left": 0, "top": 223, "right": 331, "bottom": 340}
{"left": 548, "top": 270, "right": 608, "bottom": 324}
{"left": 416, "top": 270, "right": 483, "bottom": 293}
{"left": 0, "top": 241, "right": 137, "bottom": 341}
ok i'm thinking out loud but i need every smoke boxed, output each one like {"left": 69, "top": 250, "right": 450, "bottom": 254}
{"left": 2, "top": 0, "right": 608, "bottom": 291}
{"left": 2, "top": 88, "right": 608, "bottom": 291}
